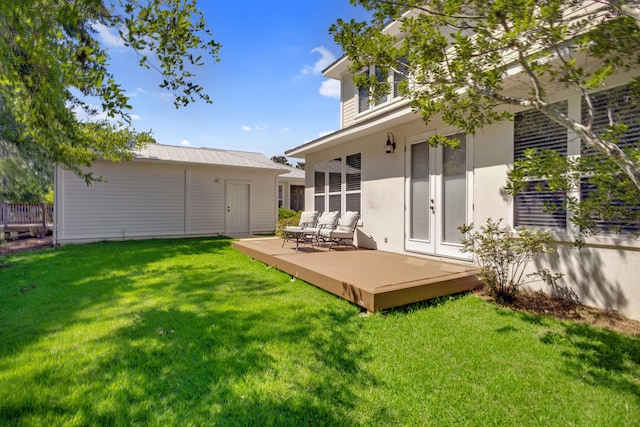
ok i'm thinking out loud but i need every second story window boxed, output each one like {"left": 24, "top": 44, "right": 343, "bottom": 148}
{"left": 357, "top": 60, "right": 406, "bottom": 114}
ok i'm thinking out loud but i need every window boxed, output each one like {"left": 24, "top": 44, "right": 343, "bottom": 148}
{"left": 513, "top": 101, "right": 568, "bottom": 230}
{"left": 314, "top": 163, "right": 325, "bottom": 213}
{"left": 290, "top": 185, "right": 304, "bottom": 212}
{"left": 278, "top": 184, "right": 284, "bottom": 208}
{"left": 513, "top": 85, "right": 640, "bottom": 235}
{"left": 579, "top": 85, "right": 640, "bottom": 234}
{"left": 346, "top": 153, "right": 362, "bottom": 213}
{"left": 313, "top": 153, "right": 362, "bottom": 214}
{"left": 357, "top": 61, "right": 406, "bottom": 114}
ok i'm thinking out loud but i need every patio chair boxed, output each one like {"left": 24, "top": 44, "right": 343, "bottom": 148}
{"left": 317, "top": 211, "right": 359, "bottom": 250}
{"left": 282, "top": 211, "right": 319, "bottom": 247}
{"left": 304, "top": 211, "right": 340, "bottom": 247}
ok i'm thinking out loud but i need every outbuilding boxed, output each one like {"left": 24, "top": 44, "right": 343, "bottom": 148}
{"left": 54, "top": 144, "right": 287, "bottom": 245}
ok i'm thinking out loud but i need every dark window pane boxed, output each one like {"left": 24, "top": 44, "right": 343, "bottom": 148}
{"left": 329, "top": 194, "right": 341, "bottom": 212}
{"left": 329, "top": 158, "right": 342, "bottom": 193}
{"left": 358, "top": 69, "right": 370, "bottom": 113}
{"left": 514, "top": 101, "right": 568, "bottom": 159}
{"left": 581, "top": 85, "right": 640, "bottom": 155}
{"left": 514, "top": 181, "right": 567, "bottom": 229}
{"left": 374, "top": 66, "right": 389, "bottom": 105}
{"left": 513, "top": 102, "right": 568, "bottom": 230}
{"left": 314, "top": 163, "right": 325, "bottom": 194}
{"left": 314, "top": 195, "right": 325, "bottom": 213}
{"left": 346, "top": 153, "right": 361, "bottom": 191}
{"left": 346, "top": 193, "right": 361, "bottom": 213}
{"left": 580, "top": 179, "right": 640, "bottom": 234}
{"left": 290, "top": 185, "right": 305, "bottom": 211}
{"left": 393, "top": 57, "right": 409, "bottom": 98}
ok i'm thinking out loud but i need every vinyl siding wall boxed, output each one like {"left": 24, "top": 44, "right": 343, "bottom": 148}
{"left": 341, "top": 73, "right": 357, "bottom": 129}
{"left": 56, "top": 160, "right": 278, "bottom": 244}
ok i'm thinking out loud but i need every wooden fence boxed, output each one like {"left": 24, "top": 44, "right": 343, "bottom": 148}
{"left": 1, "top": 202, "right": 53, "bottom": 230}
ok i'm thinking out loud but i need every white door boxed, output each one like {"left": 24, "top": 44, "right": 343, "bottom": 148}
{"left": 226, "top": 182, "right": 250, "bottom": 235}
{"left": 405, "top": 131, "right": 472, "bottom": 258}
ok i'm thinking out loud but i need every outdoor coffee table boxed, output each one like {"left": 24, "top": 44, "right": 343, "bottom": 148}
{"left": 282, "top": 228, "right": 315, "bottom": 252}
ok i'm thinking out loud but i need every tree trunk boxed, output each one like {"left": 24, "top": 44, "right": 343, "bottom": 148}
{"left": 539, "top": 104, "right": 640, "bottom": 192}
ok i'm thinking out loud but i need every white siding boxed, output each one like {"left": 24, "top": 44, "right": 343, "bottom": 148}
{"left": 189, "top": 167, "right": 225, "bottom": 233}
{"left": 57, "top": 159, "right": 280, "bottom": 244}
{"left": 60, "top": 161, "right": 186, "bottom": 241}
{"left": 341, "top": 73, "right": 357, "bottom": 128}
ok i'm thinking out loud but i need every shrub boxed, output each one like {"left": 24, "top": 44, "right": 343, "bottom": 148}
{"left": 278, "top": 208, "right": 298, "bottom": 219}
{"left": 276, "top": 211, "right": 301, "bottom": 237}
{"left": 459, "top": 218, "right": 561, "bottom": 303}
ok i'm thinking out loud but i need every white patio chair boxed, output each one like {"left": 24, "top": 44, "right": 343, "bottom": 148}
{"left": 317, "top": 211, "right": 359, "bottom": 250}
{"left": 282, "top": 211, "right": 319, "bottom": 248}
{"left": 304, "top": 211, "right": 340, "bottom": 247}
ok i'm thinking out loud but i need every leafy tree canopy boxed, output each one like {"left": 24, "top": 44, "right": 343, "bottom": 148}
{"left": 0, "top": 0, "right": 220, "bottom": 184}
{"left": 0, "top": 140, "right": 52, "bottom": 202}
{"left": 331, "top": 0, "right": 640, "bottom": 236}
{"left": 271, "top": 155, "right": 292, "bottom": 166}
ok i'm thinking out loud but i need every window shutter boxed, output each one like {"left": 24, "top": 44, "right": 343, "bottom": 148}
{"left": 513, "top": 101, "right": 568, "bottom": 229}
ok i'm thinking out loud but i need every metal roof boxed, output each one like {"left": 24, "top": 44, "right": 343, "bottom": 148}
{"left": 134, "top": 144, "right": 288, "bottom": 172}
{"left": 278, "top": 165, "right": 305, "bottom": 180}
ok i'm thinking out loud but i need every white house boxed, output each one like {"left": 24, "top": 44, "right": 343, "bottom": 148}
{"left": 277, "top": 165, "right": 305, "bottom": 211}
{"left": 54, "top": 144, "right": 287, "bottom": 245}
{"left": 286, "top": 19, "right": 640, "bottom": 319}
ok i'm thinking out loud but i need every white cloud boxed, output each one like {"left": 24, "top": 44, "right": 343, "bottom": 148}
{"left": 130, "top": 114, "right": 141, "bottom": 121}
{"left": 136, "top": 87, "right": 150, "bottom": 94}
{"left": 301, "top": 46, "right": 336, "bottom": 75}
{"left": 241, "top": 125, "right": 268, "bottom": 132}
{"left": 282, "top": 127, "right": 290, "bottom": 133}
{"left": 92, "top": 22, "right": 125, "bottom": 48}
{"left": 319, "top": 79, "right": 340, "bottom": 99}
{"left": 180, "top": 139, "right": 191, "bottom": 146}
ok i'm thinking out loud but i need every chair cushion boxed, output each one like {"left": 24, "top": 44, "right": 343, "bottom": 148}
{"left": 298, "top": 211, "right": 319, "bottom": 227}
{"left": 319, "top": 228, "right": 354, "bottom": 239}
{"left": 336, "top": 211, "right": 359, "bottom": 232}
{"left": 317, "top": 211, "right": 340, "bottom": 226}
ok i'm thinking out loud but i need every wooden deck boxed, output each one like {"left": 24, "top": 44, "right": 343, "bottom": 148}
{"left": 232, "top": 238, "right": 481, "bottom": 313}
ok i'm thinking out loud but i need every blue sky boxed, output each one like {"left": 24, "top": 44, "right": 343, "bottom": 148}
{"left": 91, "top": 1, "right": 370, "bottom": 161}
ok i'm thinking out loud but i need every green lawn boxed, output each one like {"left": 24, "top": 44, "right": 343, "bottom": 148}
{"left": 1, "top": 237, "right": 638, "bottom": 426}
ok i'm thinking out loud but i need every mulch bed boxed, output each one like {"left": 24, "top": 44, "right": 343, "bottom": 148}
{"left": 0, "top": 235, "right": 54, "bottom": 255}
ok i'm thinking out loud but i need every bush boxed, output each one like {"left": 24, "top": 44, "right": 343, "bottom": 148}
{"left": 276, "top": 211, "right": 301, "bottom": 237}
{"left": 278, "top": 208, "right": 298, "bottom": 219}
{"left": 459, "top": 218, "right": 561, "bottom": 303}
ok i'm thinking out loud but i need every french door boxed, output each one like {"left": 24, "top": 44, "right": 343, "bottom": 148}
{"left": 405, "top": 131, "right": 473, "bottom": 258}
